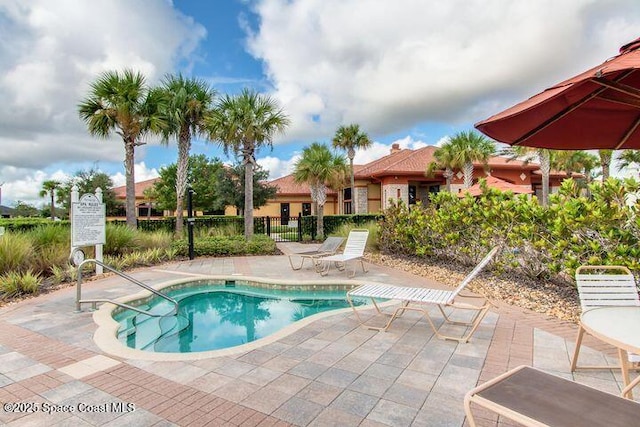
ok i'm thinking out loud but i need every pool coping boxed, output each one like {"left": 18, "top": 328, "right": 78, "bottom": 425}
{"left": 93, "top": 274, "right": 394, "bottom": 361}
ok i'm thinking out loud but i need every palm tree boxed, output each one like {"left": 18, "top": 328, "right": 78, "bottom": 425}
{"left": 332, "top": 124, "right": 372, "bottom": 213}
{"left": 617, "top": 150, "right": 640, "bottom": 180}
{"left": 598, "top": 149, "right": 614, "bottom": 182}
{"left": 160, "top": 74, "right": 216, "bottom": 235}
{"left": 449, "top": 131, "right": 495, "bottom": 189}
{"left": 426, "top": 142, "right": 459, "bottom": 193}
{"left": 502, "top": 146, "right": 553, "bottom": 206}
{"left": 78, "top": 69, "right": 166, "bottom": 228}
{"left": 39, "top": 180, "right": 60, "bottom": 219}
{"left": 206, "top": 89, "right": 289, "bottom": 239}
{"left": 553, "top": 150, "right": 598, "bottom": 181}
{"left": 293, "top": 143, "right": 348, "bottom": 238}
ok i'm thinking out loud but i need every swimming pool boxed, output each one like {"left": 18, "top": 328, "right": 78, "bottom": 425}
{"left": 111, "top": 279, "right": 370, "bottom": 354}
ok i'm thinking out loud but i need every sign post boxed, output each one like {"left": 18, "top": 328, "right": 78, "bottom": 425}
{"left": 71, "top": 186, "right": 106, "bottom": 274}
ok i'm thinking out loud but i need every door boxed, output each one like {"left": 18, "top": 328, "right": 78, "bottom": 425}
{"left": 280, "top": 203, "right": 290, "bottom": 225}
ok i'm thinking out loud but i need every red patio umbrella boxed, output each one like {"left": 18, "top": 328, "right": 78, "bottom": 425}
{"left": 475, "top": 37, "right": 640, "bottom": 150}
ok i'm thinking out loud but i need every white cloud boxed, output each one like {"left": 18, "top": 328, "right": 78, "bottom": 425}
{"left": 258, "top": 155, "right": 300, "bottom": 179}
{"left": 247, "top": 0, "right": 640, "bottom": 140}
{"left": 353, "top": 136, "right": 431, "bottom": 164}
{"left": 110, "top": 163, "right": 160, "bottom": 188}
{"left": 0, "top": 0, "right": 205, "bottom": 169}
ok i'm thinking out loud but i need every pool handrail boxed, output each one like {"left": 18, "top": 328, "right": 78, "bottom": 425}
{"left": 75, "top": 258, "right": 179, "bottom": 317}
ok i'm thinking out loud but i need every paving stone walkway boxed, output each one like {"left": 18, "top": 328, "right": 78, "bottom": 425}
{"left": 0, "top": 244, "right": 634, "bottom": 426}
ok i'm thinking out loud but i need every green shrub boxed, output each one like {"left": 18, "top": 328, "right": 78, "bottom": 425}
{"left": 0, "top": 270, "right": 41, "bottom": 299}
{"left": 245, "top": 235, "right": 278, "bottom": 254}
{"left": 135, "top": 230, "right": 173, "bottom": 250}
{"left": 27, "top": 224, "right": 70, "bottom": 247}
{"left": 172, "top": 235, "right": 277, "bottom": 257}
{"left": 105, "top": 223, "right": 140, "bottom": 255}
{"left": 0, "top": 232, "right": 33, "bottom": 273}
{"left": 378, "top": 177, "right": 640, "bottom": 282}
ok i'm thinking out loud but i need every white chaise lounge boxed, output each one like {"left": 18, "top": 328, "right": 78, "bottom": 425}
{"left": 346, "top": 246, "right": 500, "bottom": 343}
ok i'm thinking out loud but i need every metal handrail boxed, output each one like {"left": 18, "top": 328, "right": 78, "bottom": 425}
{"left": 75, "top": 258, "right": 178, "bottom": 317}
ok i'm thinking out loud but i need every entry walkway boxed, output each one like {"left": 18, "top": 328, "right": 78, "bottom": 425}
{"left": 0, "top": 244, "right": 631, "bottom": 426}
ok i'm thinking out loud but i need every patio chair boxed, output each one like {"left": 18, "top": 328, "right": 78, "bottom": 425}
{"left": 570, "top": 265, "right": 640, "bottom": 371}
{"left": 317, "top": 229, "right": 369, "bottom": 278}
{"left": 346, "top": 246, "right": 500, "bottom": 343}
{"left": 288, "top": 236, "right": 345, "bottom": 271}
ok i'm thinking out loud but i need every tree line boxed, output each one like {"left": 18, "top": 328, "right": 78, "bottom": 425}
{"left": 77, "top": 70, "right": 289, "bottom": 239}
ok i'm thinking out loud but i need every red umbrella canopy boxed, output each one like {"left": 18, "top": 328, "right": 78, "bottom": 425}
{"left": 475, "top": 37, "right": 640, "bottom": 150}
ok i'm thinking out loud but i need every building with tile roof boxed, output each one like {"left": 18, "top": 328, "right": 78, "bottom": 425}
{"left": 112, "top": 145, "right": 571, "bottom": 220}
{"left": 260, "top": 143, "right": 570, "bottom": 217}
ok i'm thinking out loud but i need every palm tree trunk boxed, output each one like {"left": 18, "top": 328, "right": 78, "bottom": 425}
{"left": 175, "top": 129, "right": 191, "bottom": 236}
{"left": 443, "top": 168, "right": 453, "bottom": 192}
{"left": 314, "top": 184, "right": 327, "bottom": 239}
{"left": 349, "top": 154, "right": 355, "bottom": 214}
{"left": 602, "top": 164, "right": 610, "bottom": 182}
{"left": 124, "top": 138, "right": 137, "bottom": 228}
{"left": 244, "top": 154, "right": 254, "bottom": 239}
{"left": 49, "top": 191, "right": 55, "bottom": 220}
{"left": 317, "top": 203, "right": 324, "bottom": 239}
{"left": 539, "top": 150, "right": 550, "bottom": 207}
{"left": 463, "top": 162, "right": 474, "bottom": 188}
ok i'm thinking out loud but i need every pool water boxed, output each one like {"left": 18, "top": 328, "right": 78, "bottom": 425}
{"left": 114, "top": 282, "right": 369, "bottom": 353}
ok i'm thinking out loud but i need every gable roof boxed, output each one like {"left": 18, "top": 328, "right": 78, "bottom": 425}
{"left": 354, "top": 145, "right": 537, "bottom": 179}
{"left": 269, "top": 175, "right": 338, "bottom": 196}
{"left": 112, "top": 178, "right": 160, "bottom": 199}
{"left": 458, "top": 175, "right": 534, "bottom": 197}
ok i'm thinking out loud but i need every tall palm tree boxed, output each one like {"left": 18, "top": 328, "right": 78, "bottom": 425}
{"left": 39, "top": 180, "right": 61, "bottom": 219}
{"left": 78, "top": 69, "right": 166, "bottom": 228}
{"left": 502, "top": 146, "right": 553, "bottom": 206}
{"left": 449, "top": 131, "right": 495, "bottom": 189}
{"left": 426, "top": 142, "right": 459, "bottom": 193}
{"left": 293, "top": 143, "right": 348, "bottom": 238}
{"left": 160, "top": 74, "right": 216, "bottom": 235}
{"left": 206, "top": 88, "right": 289, "bottom": 239}
{"left": 598, "top": 149, "right": 614, "bottom": 182}
{"left": 332, "top": 124, "right": 372, "bottom": 213}
{"left": 617, "top": 150, "right": 640, "bottom": 180}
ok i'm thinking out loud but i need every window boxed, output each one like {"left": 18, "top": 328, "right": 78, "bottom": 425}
{"left": 302, "top": 203, "right": 311, "bottom": 216}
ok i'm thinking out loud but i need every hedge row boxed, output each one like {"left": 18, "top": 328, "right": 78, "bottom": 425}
{"left": 378, "top": 178, "right": 640, "bottom": 283}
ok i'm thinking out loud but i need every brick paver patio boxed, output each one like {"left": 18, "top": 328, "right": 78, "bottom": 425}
{"left": 0, "top": 243, "right": 632, "bottom": 426}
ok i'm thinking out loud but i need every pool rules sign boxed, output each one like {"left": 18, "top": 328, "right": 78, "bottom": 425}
{"left": 72, "top": 193, "right": 106, "bottom": 246}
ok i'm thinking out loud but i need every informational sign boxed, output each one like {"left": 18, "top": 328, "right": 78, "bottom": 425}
{"left": 71, "top": 193, "right": 106, "bottom": 247}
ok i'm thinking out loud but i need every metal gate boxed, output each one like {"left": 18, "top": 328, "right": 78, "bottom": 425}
{"left": 258, "top": 214, "right": 316, "bottom": 242}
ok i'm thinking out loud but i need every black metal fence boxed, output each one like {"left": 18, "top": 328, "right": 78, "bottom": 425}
{"left": 112, "top": 213, "right": 380, "bottom": 242}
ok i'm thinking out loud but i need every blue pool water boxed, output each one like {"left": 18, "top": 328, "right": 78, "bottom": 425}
{"left": 114, "top": 281, "right": 370, "bottom": 353}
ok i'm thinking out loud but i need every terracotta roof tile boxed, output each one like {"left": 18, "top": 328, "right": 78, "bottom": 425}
{"left": 269, "top": 174, "right": 338, "bottom": 196}
{"left": 354, "top": 146, "right": 537, "bottom": 179}
{"left": 458, "top": 175, "right": 534, "bottom": 197}
{"left": 112, "top": 178, "right": 160, "bottom": 199}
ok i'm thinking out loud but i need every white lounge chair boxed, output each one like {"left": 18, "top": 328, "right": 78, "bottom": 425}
{"left": 288, "top": 236, "right": 345, "bottom": 271}
{"left": 570, "top": 265, "right": 640, "bottom": 371}
{"left": 346, "top": 246, "right": 500, "bottom": 343}
{"left": 318, "top": 229, "right": 369, "bottom": 278}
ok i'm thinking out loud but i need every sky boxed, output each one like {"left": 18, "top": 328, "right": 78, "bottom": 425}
{"left": 1, "top": 0, "right": 640, "bottom": 208}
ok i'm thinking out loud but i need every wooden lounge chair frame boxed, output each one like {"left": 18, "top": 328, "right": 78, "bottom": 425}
{"left": 346, "top": 246, "right": 499, "bottom": 343}
{"left": 570, "top": 265, "right": 640, "bottom": 372}
{"left": 318, "top": 229, "right": 369, "bottom": 278}
{"left": 464, "top": 365, "right": 640, "bottom": 427}
{"left": 288, "top": 236, "right": 345, "bottom": 271}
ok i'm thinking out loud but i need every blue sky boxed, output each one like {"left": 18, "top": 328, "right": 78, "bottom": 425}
{"left": 1, "top": 0, "right": 639, "bottom": 207}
